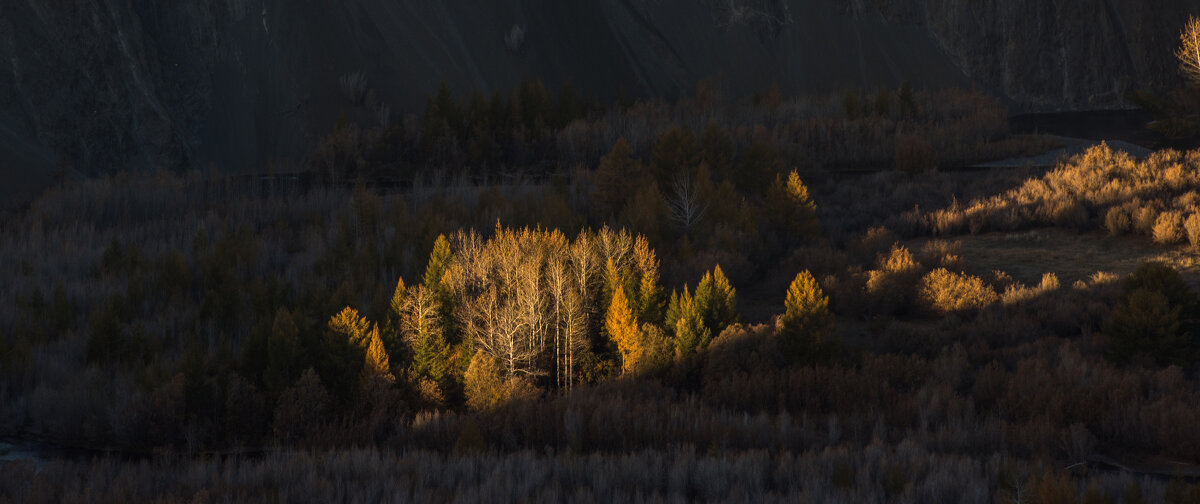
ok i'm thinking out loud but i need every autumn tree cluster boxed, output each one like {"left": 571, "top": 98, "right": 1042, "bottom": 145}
{"left": 312, "top": 226, "right": 746, "bottom": 411}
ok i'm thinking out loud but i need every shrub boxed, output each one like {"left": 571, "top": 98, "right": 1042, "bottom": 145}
{"left": 1153, "top": 211, "right": 1185, "bottom": 244}
{"left": 866, "top": 244, "right": 923, "bottom": 315}
{"left": 1104, "top": 206, "right": 1131, "bottom": 236}
{"left": 1185, "top": 213, "right": 1200, "bottom": 247}
{"left": 895, "top": 133, "right": 936, "bottom": 174}
{"left": 920, "top": 268, "right": 998, "bottom": 314}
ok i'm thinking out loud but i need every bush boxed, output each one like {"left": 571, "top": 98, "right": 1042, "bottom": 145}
{"left": 1104, "top": 206, "right": 1131, "bottom": 236}
{"left": 920, "top": 268, "right": 998, "bottom": 314}
{"left": 1185, "top": 213, "right": 1200, "bottom": 247}
{"left": 1152, "top": 211, "right": 1185, "bottom": 244}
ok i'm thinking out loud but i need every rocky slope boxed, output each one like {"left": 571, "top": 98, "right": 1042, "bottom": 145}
{"left": 0, "top": 0, "right": 1195, "bottom": 205}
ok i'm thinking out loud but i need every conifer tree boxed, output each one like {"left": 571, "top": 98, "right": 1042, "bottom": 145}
{"left": 329, "top": 307, "right": 372, "bottom": 349}
{"left": 672, "top": 287, "right": 712, "bottom": 357}
{"left": 606, "top": 287, "right": 641, "bottom": 374}
{"left": 404, "top": 285, "right": 451, "bottom": 382}
{"left": 779, "top": 271, "right": 834, "bottom": 362}
{"left": 633, "top": 236, "right": 665, "bottom": 325}
{"left": 362, "top": 325, "right": 393, "bottom": 382}
{"left": 695, "top": 265, "right": 738, "bottom": 336}
{"left": 424, "top": 235, "right": 453, "bottom": 292}
{"left": 768, "top": 170, "right": 820, "bottom": 240}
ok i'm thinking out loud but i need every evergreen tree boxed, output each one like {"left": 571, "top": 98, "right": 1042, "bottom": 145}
{"left": 423, "top": 234, "right": 459, "bottom": 350}
{"left": 362, "top": 325, "right": 392, "bottom": 382}
{"left": 1106, "top": 262, "right": 1199, "bottom": 366}
{"left": 767, "top": 170, "right": 820, "bottom": 241}
{"left": 779, "top": 271, "right": 834, "bottom": 363}
{"left": 672, "top": 287, "right": 711, "bottom": 357}
{"left": 695, "top": 265, "right": 738, "bottom": 337}
{"left": 633, "top": 236, "right": 665, "bottom": 325}
{"left": 423, "top": 235, "right": 453, "bottom": 292}
{"left": 404, "top": 285, "right": 451, "bottom": 383}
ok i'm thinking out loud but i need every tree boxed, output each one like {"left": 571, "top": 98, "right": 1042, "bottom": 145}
{"left": 402, "top": 285, "right": 450, "bottom": 382}
{"left": 1178, "top": 16, "right": 1200, "bottom": 86}
{"left": 264, "top": 308, "right": 303, "bottom": 397}
{"left": 767, "top": 170, "right": 820, "bottom": 240}
{"left": 632, "top": 236, "right": 665, "bottom": 325}
{"left": 666, "top": 170, "right": 708, "bottom": 232}
{"left": 592, "top": 138, "right": 639, "bottom": 219}
{"left": 779, "top": 271, "right": 834, "bottom": 362}
{"left": 329, "top": 306, "right": 372, "bottom": 349}
{"left": 650, "top": 126, "right": 699, "bottom": 188}
{"left": 606, "top": 286, "right": 642, "bottom": 374}
{"left": 695, "top": 265, "right": 738, "bottom": 336}
{"left": 463, "top": 350, "right": 506, "bottom": 411}
{"left": 361, "top": 325, "right": 393, "bottom": 382}
{"left": 670, "top": 287, "right": 712, "bottom": 357}
{"left": 1106, "top": 262, "right": 1198, "bottom": 366}
{"left": 328, "top": 306, "right": 393, "bottom": 386}
{"left": 424, "top": 234, "right": 454, "bottom": 292}
{"left": 273, "top": 368, "right": 329, "bottom": 443}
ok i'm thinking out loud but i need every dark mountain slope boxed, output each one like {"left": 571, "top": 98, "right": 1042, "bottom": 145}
{"left": 0, "top": 0, "right": 1195, "bottom": 207}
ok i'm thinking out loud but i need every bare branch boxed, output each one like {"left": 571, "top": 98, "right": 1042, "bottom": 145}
{"left": 666, "top": 171, "right": 707, "bottom": 231}
{"left": 1178, "top": 16, "right": 1200, "bottom": 86}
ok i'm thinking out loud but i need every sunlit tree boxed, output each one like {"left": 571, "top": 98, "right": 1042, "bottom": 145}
{"left": 695, "top": 265, "right": 738, "bottom": 336}
{"left": 1178, "top": 16, "right": 1200, "bottom": 86}
{"left": 670, "top": 287, "right": 711, "bottom": 357}
{"left": 606, "top": 286, "right": 641, "bottom": 374}
{"left": 779, "top": 271, "right": 834, "bottom": 362}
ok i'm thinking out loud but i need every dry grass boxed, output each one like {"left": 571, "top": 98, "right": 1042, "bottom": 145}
{"left": 907, "top": 229, "right": 1200, "bottom": 287}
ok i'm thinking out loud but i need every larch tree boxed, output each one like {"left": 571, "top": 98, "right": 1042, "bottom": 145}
{"left": 633, "top": 236, "right": 664, "bottom": 325}
{"left": 671, "top": 286, "right": 711, "bottom": 357}
{"left": 768, "top": 170, "right": 820, "bottom": 240}
{"left": 329, "top": 306, "right": 372, "bottom": 350}
{"left": 695, "top": 265, "right": 737, "bottom": 337}
{"left": 362, "top": 325, "right": 393, "bottom": 382}
{"left": 605, "top": 286, "right": 641, "bottom": 374}
{"left": 779, "top": 271, "right": 834, "bottom": 362}
{"left": 1178, "top": 16, "right": 1200, "bottom": 86}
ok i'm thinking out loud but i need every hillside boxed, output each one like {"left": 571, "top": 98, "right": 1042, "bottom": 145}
{"left": 0, "top": 0, "right": 1196, "bottom": 207}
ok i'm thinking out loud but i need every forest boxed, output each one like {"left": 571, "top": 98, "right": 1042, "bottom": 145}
{"left": 1, "top": 78, "right": 1200, "bottom": 503}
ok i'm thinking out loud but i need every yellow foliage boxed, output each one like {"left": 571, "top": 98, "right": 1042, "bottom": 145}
{"left": 1178, "top": 16, "right": 1200, "bottom": 86}
{"left": 362, "top": 325, "right": 392, "bottom": 381}
{"left": 329, "top": 306, "right": 372, "bottom": 348}
{"left": 605, "top": 287, "right": 642, "bottom": 374}
{"left": 389, "top": 276, "right": 407, "bottom": 319}
{"left": 920, "top": 268, "right": 998, "bottom": 314}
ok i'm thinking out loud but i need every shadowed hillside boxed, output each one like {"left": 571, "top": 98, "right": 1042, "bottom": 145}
{"left": 3, "top": 0, "right": 1194, "bottom": 206}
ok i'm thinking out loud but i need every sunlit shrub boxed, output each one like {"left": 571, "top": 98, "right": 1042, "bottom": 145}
{"left": 920, "top": 268, "right": 998, "bottom": 314}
